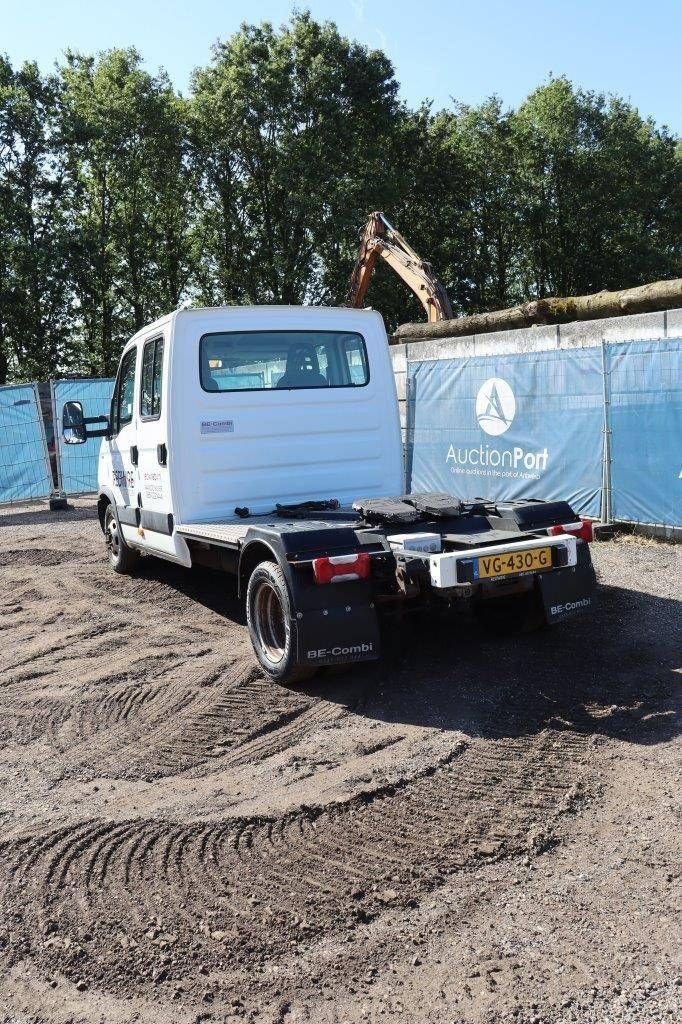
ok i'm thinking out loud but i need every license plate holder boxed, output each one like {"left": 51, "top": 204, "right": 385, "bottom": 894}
{"left": 474, "top": 545, "right": 553, "bottom": 581}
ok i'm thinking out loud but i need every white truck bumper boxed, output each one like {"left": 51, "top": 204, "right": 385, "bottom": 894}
{"left": 426, "top": 534, "right": 578, "bottom": 589}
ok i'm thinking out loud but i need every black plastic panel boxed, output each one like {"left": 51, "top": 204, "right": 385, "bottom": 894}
{"left": 352, "top": 497, "right": 420, "bottom": 524}
{"left": 403, "top": 492, "right": 463, "bottom": 518}
{"left": 139, "top": 509, "right": 174, "bottom": 535}
{"left": 493, "top": 500, "right": 576, "bottom": 531}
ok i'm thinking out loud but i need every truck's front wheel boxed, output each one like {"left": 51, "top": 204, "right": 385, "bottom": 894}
{"left": 104, "top": 505, "right": 139, "bottom": 575}
{"left": 246, "top": 561, "right": 313, "bottom": 685}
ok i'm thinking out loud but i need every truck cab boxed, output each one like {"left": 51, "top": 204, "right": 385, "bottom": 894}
{"left": 62, "top": 305, "right": 596, "bottom": 684}
{"left": 96, "top": 306, "right": 401, "bottom": 562}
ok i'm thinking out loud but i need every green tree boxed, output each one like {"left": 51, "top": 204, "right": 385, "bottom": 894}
{"left": 0, "top": 57, "right": 69, "bottom": 384}
{"left": 190, "top": 12, "right": 405, "bottom": 308}
{"left": 514, "top": 77, "right": 681, "bottom": 298}
{"left": 58, "top": 49, "right": 193, "bottom": 375}
{"left": 3, "top": 24, "right": 682, "bottom": 385}
{"left": 434, "top": 98, "right": 522, "bottom": 314}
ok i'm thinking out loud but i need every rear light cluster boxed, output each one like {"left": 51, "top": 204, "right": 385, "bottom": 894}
{"left": 312, "top": 552, "right": 371, "bottom": 584}
{"left": 547, "top": 517, "right": 594, "bottom": 543}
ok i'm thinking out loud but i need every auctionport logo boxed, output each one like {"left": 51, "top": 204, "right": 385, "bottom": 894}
{"left": 475, "top": 377, "right": 516, "bottom": 436}
{"left": 444, "top": 374, "right": 550, "bottom": 480}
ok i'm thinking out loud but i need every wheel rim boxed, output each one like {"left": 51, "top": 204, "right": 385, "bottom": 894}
{"left": 252, "top": 581, "right": 287, "bottom": 664}
{"left": 106, "top": 513, "right": 120, "bottom": 560}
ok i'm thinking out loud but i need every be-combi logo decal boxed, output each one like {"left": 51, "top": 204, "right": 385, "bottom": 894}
{"left": 475, "top": 377, "right": 516, "bottom": 436}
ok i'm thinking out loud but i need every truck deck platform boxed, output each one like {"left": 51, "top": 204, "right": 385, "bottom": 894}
{"left": 176, "top": 515, "right": 360, "bottom": 548}
{"left": 176, "top": 521, "right": 251, "bottom": 546}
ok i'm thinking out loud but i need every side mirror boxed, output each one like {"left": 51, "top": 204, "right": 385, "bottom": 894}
{"left": 62, "top": 401, "right": 87, "bottom": 444}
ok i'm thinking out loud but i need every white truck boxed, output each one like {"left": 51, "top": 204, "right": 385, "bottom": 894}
{"left": 62, "top": 305, "right": 596, "bottom": 683}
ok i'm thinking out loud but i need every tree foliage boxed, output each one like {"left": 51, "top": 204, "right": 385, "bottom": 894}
{"left": 190, "top": 12, "right": 402, "bottom": 306}
{"left": 58, "top": 49, "right": 194, "bottom": 375}
{"left": 0, "top": 14, "right": 680, "bottom": 383}
{"left": 0, "top": 58, "right": 69, "bottom": 383}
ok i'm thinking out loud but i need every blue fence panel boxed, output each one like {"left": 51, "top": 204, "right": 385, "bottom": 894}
{"left": 53, "top": 378, "right": 115, "bottom": 495}
{"left": 0, "top": 384, "right": 52, "bottom": 504}
{"left": 408, "top": 347, "right": 604, "bottom": 516}
{"left": 607, "top": 339, "right": 682, "bottom": 526}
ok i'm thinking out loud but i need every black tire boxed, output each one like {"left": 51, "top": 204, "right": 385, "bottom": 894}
{"left": 104, "top": 504, "right": 140, "bottom": 575}
{"left": 246, "top": 560, "right": 313, "bottom": 685}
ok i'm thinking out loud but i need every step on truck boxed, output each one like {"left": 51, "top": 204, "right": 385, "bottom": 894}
{"left": 62, "top": 306, "right": 597, "bottom": 684}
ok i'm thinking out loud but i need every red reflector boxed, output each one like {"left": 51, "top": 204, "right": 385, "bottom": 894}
{"left": 576, "top": 518, "right": 594, "bottom": 542}
{"left": 548, "top": 518, "right": 593, "bottom": 542}
{"left": 312, "top": 552, "right": 371, "bottom": 584}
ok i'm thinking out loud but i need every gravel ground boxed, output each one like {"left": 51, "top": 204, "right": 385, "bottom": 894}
{"left": 0, "top": 499, "right": 679, "bottom": 1024}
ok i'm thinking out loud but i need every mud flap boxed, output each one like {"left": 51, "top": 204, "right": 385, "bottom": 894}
{"left": 537, "top": 543, "right": 597, "bottom": 624}
{"left": 296, "top": 602, "right": 380, "bottom": 669}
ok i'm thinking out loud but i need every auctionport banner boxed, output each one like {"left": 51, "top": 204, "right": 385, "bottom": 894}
{"left": 408, "top": 347, "right": 604, "bottom": 517}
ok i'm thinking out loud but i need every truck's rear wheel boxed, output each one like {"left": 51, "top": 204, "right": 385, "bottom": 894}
{"left": 104, "top": 505, "right": 139, "bottom": 575}
{"left": 246, "top": 561, "right": 313, "bottom": 685}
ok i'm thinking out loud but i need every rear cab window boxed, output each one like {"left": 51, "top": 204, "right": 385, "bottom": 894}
{"left": 140, "top": 336, "right": 164, "bottom": 418}
{"left": 199, "top": 330, "right": 369, "bottom": 392}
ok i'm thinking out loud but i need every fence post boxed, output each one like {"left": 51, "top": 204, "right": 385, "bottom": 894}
{"left": 48, "top": 378, "right": 70, "bottom": 509}
{"left": 600, "top": 339, "right": 612, "bottom": 525}
{"left": 33, "top": 382, "right": 54, "bottom": 492}
{"left": 49, "top": 379, "right": 64, "bottom": 493}
{"left": 404, "top": 369, "right": 415, "bottom": 492}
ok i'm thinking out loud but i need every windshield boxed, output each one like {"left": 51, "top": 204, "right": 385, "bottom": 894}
{"left": 199, "top": 330, "right": 369, "bottom": 392}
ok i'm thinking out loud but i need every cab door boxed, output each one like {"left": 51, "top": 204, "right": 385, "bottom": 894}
{"left": 106, "top": 345, "right": 139, "bottom": 542}
{"left": 136, "top": 334, "right": 172, "bottom": 553}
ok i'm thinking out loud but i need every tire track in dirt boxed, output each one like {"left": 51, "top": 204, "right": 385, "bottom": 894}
{"left": 31, "top": 664, "right": 311, "bottom": 780}
{"left": 217, "top": 698, "right": 355, "bottom": 770}
{"left": 0, "top": 547, "right": 83, "bottom": 569}
{"left": 0, "top": 539, "right": 270, "bottom": 779}
{"left": 0, "top": 502, "right": 614, "bottom": 1013}
{"left": 1, "top": 645, "right": 322, "bottom": 781}
{"left": 0, "top": 727, "right": 590, "bottom": 997}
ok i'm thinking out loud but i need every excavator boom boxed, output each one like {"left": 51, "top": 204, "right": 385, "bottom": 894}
{"left": 346, "top": 211, "right": 453, "bottom": 323}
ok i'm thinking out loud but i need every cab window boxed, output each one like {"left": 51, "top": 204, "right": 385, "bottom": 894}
{"left": 199, "top": 330, "right": 369, "bottom": 392}
{"left": 112, "top": 347, "right": 137, "bottom": 434}
{"left": 140, "top": 337, "right": 164, "bottom": 419}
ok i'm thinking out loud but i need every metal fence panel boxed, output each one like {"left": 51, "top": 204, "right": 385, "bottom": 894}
{"left": 607, "top": 339, "right": 682, "bottom": 526}
{"left": 0, "top": 383, "right": 53, "bottom": 504}
{"left": 52, "top": 378, "right": 115, "bottom": 495}
{"left": 407, "top": 347, "right": 604, "bottom": 516}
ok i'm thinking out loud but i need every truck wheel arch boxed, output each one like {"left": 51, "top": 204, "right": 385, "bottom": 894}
{"left": 97, "top": 493, "right": 112, "bottom": 533}
{"left": 238, "top": 540, "right": 282, "bottom": 598}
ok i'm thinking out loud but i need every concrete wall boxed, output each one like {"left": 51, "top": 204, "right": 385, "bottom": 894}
{"left": 390, "top": 307, "right": 682, "bottom": 435}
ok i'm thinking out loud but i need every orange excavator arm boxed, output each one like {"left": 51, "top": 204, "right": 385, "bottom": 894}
{"left": 346, "top": 211, "right": 453, "bottom": 323}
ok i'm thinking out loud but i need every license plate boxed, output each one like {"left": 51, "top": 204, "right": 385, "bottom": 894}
{"left": 476, "top": 546, "right": 553, "bottom": 580}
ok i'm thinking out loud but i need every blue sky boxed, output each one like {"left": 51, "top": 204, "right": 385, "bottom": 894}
{"left": 2, "top": 0, "right": 681, "bottom": 133}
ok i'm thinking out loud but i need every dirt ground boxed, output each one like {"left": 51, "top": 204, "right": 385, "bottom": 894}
{"left": 0, "top": 499, "right": 679, "bottom": 1024}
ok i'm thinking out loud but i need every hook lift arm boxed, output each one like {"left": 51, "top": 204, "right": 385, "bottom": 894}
{"left": 346, "top": 211, "right": 454, "bottom": 323}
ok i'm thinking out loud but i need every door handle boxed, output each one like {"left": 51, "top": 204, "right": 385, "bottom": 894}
{"left": 157, "top": 443, "right": 167, "bottom": 466}
{"left": 130, "top": 445, "right": 138, "bottom": 466}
